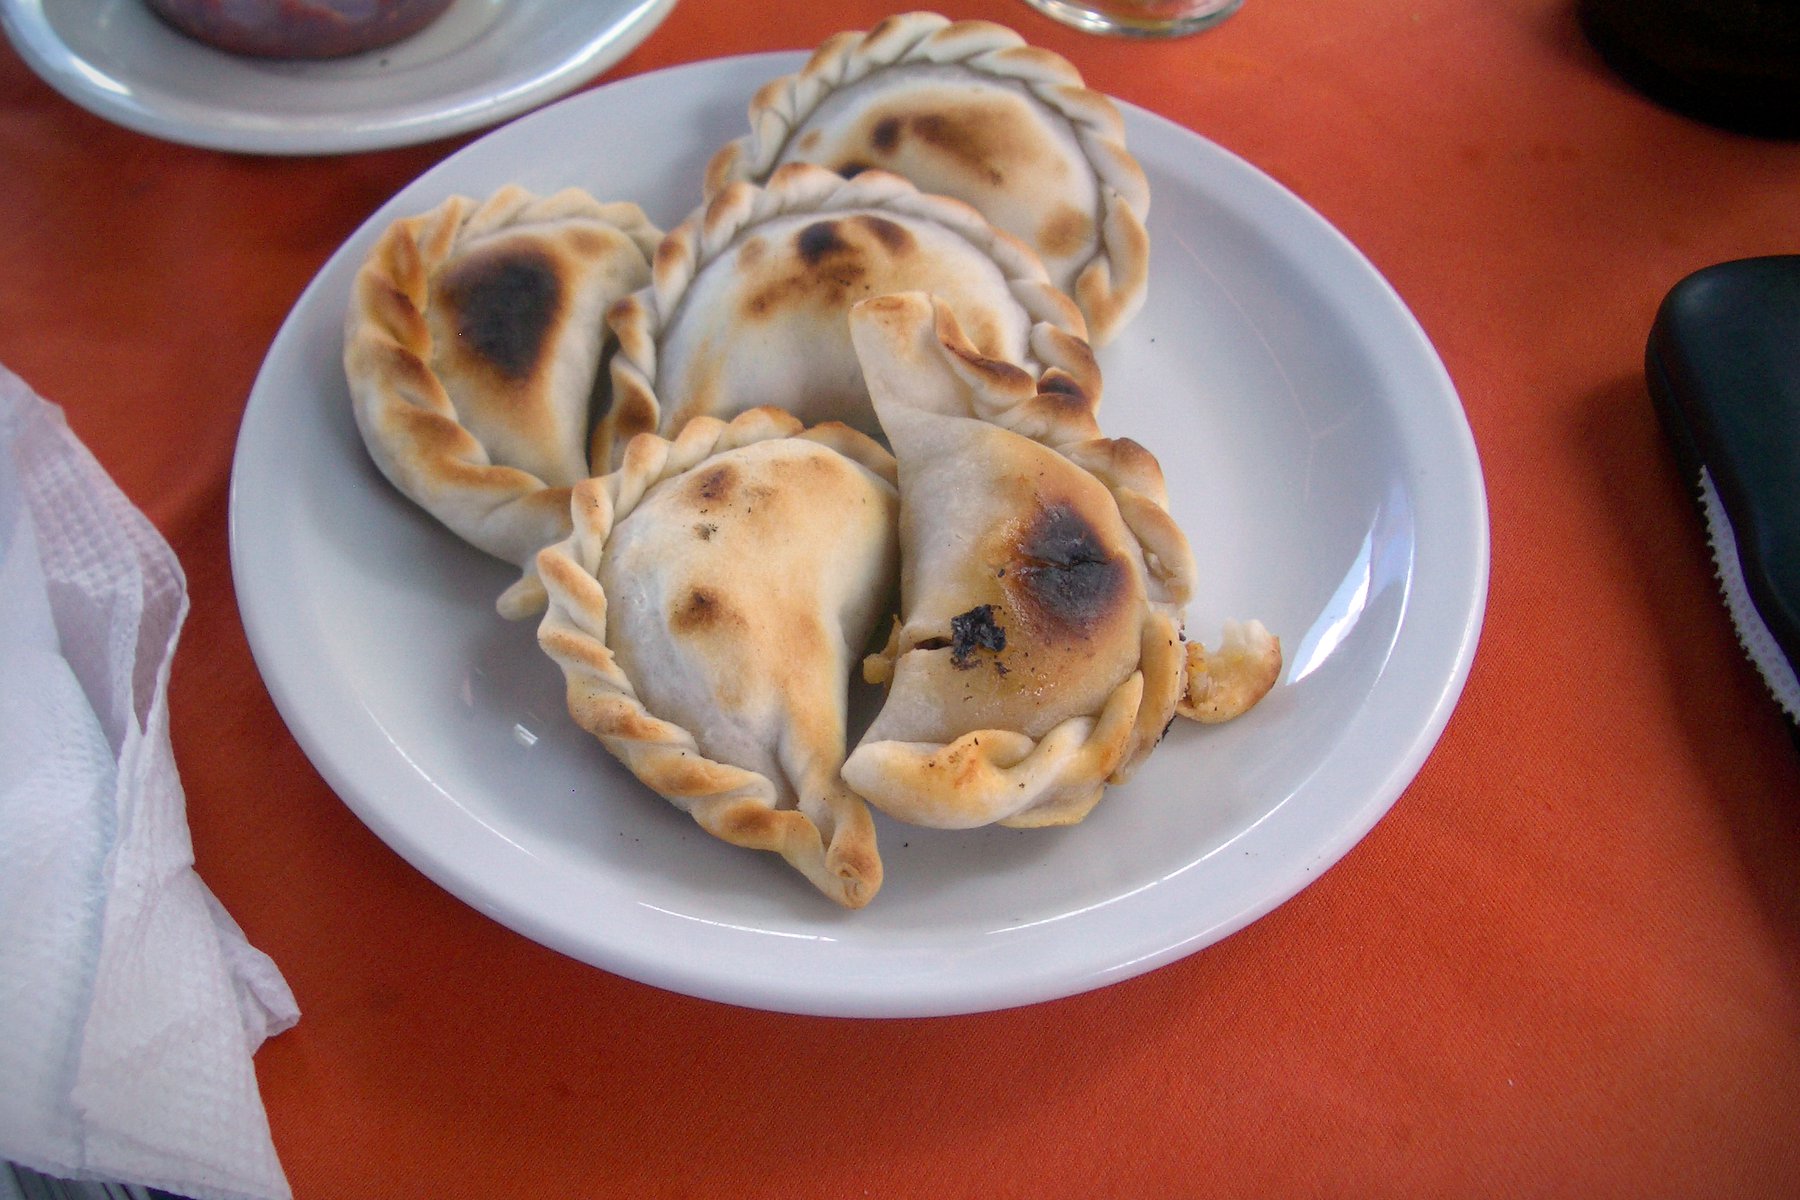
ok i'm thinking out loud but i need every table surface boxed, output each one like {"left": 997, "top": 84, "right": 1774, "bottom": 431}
{"left": 5, "top": 0, "right": 1799, "bottom": 1196}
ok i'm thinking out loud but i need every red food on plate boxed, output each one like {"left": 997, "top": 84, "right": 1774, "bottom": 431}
{"left": 145, "top": 0, "right": 454, "bottom": 59}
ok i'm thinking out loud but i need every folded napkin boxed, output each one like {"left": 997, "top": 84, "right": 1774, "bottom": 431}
{"left": 0, "top": 367, "right": 299, "bottom": 1200}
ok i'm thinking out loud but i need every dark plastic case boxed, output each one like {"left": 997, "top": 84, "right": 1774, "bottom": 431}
{"left": 1647, "top": 255, "right": 1800, "bottom": 711}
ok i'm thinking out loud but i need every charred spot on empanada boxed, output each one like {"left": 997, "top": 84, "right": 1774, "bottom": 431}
{"left": 741, "top": 220, "right": 875, "bottom": 319}
{"left": 796, "top": 219, "right": 853, "bottom": 265}
{"left": 688, "top": 463, "right": 737, "bottom": 507}
{"left": 949, "top": 604, "right": 1007, "bottom": 668}
{"left": 793, "top": 214, "right": 916, "bottom": 264}
{"left": 870, "top": 115, "right": 903, "bottom": 154}
{"left": 345, "top": 186, "right": 661, "bottom": 596}
{"left": 857, "top": 214, "right": 913, "bottom": 254}
{"left": 867, "top": 106, "right": 1018, "bottom": 189}
{"left": 1005, "top": 503, "right": 1131, "bottom": 639}
{"left": 671, "top": 584, "right": 743, "bottom": 635}
{"left": 438, "top": 248, "right": 564, "bottom": 382}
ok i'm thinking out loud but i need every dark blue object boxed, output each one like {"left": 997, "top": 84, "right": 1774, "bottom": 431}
{"left": 1647, "top": 255, "right": 1800, "bottom": 717}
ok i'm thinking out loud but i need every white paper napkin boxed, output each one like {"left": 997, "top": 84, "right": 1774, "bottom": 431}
{"left": 0, "top": 366, "right": 299, "bottom": 1200}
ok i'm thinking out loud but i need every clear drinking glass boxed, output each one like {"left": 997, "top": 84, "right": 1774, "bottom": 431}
{"left": 1021, "top": 0, "right": 1242, "bottom": 38}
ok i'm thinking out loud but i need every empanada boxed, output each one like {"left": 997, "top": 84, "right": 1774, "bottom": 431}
{"left": 345, "top": 185, "right": 661, "bottom": 597}
{"left": 842, "top": 293, "right": 1280, "bottom": 830}
{"left": 705, "top": 11, "right": 1150, "bottom": 345}
{"left": 595, "top": 161, "right": 1098, "bottom": 469}
{"left": 535, "top": 407, "right": 899, "bottom": 907}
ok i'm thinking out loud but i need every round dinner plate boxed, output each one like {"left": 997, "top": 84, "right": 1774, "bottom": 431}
{"left": 0, "top": 0, "right": 675, "bottom": 154}
{"left": 230, "top": 52, "right": 1488, "bottom": 1018}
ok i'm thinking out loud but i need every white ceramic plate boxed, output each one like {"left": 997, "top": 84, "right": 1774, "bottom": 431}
{"left": 230, "top": 52, "right": 1488, "bottom": 1017}
{"left": 0, "top": 0, "right": 674, "bottom": 154}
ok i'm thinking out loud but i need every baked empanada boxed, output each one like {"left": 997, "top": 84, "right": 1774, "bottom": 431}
{"left": 345, "top": 185, "right": 661, "bottom": 596}
{"left": 535, "top": 407, "right": 899, "bottom": 907}
{"left": 596, "top": 161, "right": 1098, "bottom": 469}
{"left": 705, "top": 11, "right": 1150, "bottom": 345}
{"left": 842, "top": 293, "right": 1279, "bottom": 830}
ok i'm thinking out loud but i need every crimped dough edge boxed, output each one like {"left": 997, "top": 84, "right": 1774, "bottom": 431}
{"left": 703, "top": 11, "right": 1151, "bottom": 343}
{"left": 534, "top": 406, "right": 895, "bottom": 907}
{"left": 344, "top": 184, "right": 661, "bottom": 598}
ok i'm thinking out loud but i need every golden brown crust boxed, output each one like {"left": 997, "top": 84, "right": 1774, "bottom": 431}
{"left": 595, "top": 162, "right": 1097, "bottom": 470}
{"left": 842, "top": 672, "right": 1146, "bottom": 831}
{"left": 344, "top": 185, "right": 660, "bottom": 606}
{"left": 842, "top": 293, "right": 1187, "bottom": 827}
{"left": 704, "top": 11, "right": 1150, "bottom": 344}
{"left": 1177, "top": 620, "right": 1283, "bottom": 724}
{"left": 842, "top": 292, "right": 1278, "bottom": 829}
{"left": 534, "top": 408, "right": 897, "bottom": 907}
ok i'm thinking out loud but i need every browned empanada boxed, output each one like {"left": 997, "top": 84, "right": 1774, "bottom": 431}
{"left": 841, "top": 293, "right": 1279, "bottom": 830}
{"left": 595, "top": 162, "right": 1098, "bottom": 470}
{"left": 705, "top": 11, "right": 1150, "bottom": 345}
{"left": 344, "top": 185, "right": 660, "bottom": 601}
{"left": 534, "top": 407, "right": 900, "bottom": 907}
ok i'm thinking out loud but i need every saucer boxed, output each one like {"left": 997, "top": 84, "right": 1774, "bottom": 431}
{"left": 0, "top": 0, "right": 676, "bottom": 154}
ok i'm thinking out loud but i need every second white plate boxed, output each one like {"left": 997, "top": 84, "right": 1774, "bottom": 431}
{"left": 0, "top": 0, "right": 675, "bottom": 154}
{"left": 230, "top": 52, "right": 1488, "bottom": 1017}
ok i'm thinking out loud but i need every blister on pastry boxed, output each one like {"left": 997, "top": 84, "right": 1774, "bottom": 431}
{"left": 596, "top": 162, "right": 1098, "bottom": 469}
{"left": 535, "top": 408, "right": 899, "bottom": 907}
{"left": 344, "top": 185, "right": 661, "bottom": 600}
{"left": 841, "top": 293, "right": 1279, "bottom": 830}
{"left": 705, "top": 11, "right": 1150, "bottom": 345}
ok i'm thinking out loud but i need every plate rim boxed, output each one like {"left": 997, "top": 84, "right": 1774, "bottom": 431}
{"left": 228, "top": 51, "right": 1490, "bottom": 1017}
{"left": 0, "top": 0, "right": 677, "bottom": 154}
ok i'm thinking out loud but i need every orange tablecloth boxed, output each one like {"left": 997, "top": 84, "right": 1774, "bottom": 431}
{"left": 4, "top": 0, "right": 1799, "bottom": 1195}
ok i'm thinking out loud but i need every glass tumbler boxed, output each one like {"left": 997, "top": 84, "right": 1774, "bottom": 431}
{"left": 1020, "top": 0, "right": 1242, "bottom": 38}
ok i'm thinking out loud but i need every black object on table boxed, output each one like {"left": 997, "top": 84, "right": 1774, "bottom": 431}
{"left": 1647, "top": 255, "right": 1800, "bottom": 731}
{"left": 1579, "top": 0, "right": 1800, "bottom": 139}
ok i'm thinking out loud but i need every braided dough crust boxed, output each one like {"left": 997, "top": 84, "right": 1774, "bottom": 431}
{"left": 705, "top": 11, "right": 1150, "bottom": 345}
{"left": 345, "top": 185, "right": 660, "bottom": 594}
{"left": 597, "top": 161, "right": 1098, "bottom": 470}
{"left": 535, "top": 408, "right": 899, "bottom": 907}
